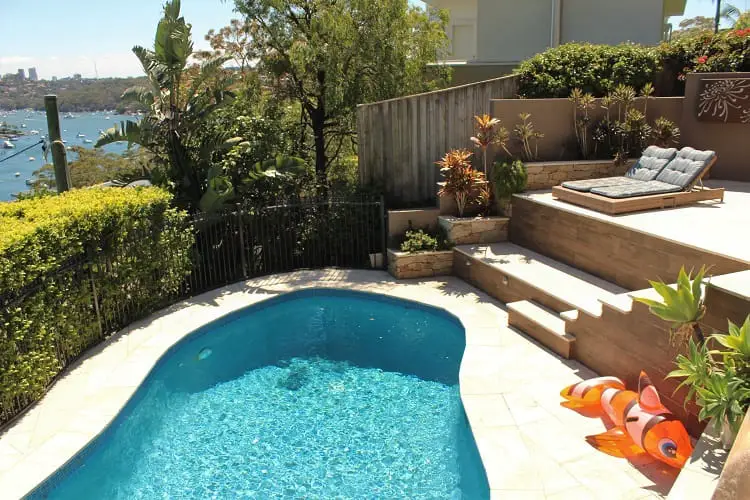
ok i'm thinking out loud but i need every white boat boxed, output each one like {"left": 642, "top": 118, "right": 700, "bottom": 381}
{"left": 14, "top": 172, "right": 20, "bottom": 177}
{"left": 77, "top": 132, "right": 85, "bottom": 138}
{"left": 21, "top": 124, "right": 27, "bottom": 128}
{"left": 28, "top": 157, "right": 35, "bottom": 161}
{"left": 29, "top": 130, "right": 40, "bottom": 135}
{"left": 64, "top": 113, "right": 75, "bottom": 119}
{"left": 83, "top": 139, "right": 93, "bottom": 144}
{"left": 66, "top": 146, "right": 73, "bottom": 151}
{"left": 2, "top": 141, "right": 14, "bottom": 149}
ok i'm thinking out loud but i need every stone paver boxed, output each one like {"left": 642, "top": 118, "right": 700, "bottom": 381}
{"left": 0, "top": 270, "right": 679, "bottom": 499}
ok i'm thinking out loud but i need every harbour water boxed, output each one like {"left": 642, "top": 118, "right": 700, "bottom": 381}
{"left": 0, "top": 110, "right": 136, "bottom": 201}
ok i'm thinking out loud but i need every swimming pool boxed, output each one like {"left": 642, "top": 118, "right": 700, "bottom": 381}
{"left": 31, "top": 289, "right": 489, "bottom": 499}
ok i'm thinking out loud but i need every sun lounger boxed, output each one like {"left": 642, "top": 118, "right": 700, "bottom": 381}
{"left": 561, "top": 146, "right": 677, "bottom": 192}
{"left": 552, "top": 147, "right": 723, "bottom": 215}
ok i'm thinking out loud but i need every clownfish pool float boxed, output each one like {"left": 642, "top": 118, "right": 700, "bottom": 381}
{"left": 560, "top": 371, "right": 693, "bottom": 469}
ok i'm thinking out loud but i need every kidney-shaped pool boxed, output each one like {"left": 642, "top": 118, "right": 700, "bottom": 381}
{"left": 30, "top": 289, "right": 489, "bottom": 499}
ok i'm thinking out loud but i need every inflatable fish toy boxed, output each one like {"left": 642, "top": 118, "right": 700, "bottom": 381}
{"left": 560, "top": 371, "right": 693, "bottom": 469}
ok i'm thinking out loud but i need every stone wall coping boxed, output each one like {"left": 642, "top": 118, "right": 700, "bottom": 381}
{"left": 438, "top": 215, "right": 510, "bottom": 224}
{"left": 387, "top": 248, "right": 454, "bottom": 258}
{"left": 388, "top": 207, "right": 441, "bottom": 216}
{"left": 525, "top": 158, "right": 635, "bottom": 168}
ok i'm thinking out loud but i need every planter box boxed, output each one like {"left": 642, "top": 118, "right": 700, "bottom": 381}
{"left": 387, "top": 249, "right": 453, "bottom": 279}
{"left": 525, "top": 159, "right": 635, "bottom": 190}
{"left": 438, "top": 216, "right": 509, "bottom": 245}
{"left": 436, "top": 182, "right": 488, "bottom": 216}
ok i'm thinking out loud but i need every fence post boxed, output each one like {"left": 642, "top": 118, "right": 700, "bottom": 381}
{"left": 379, "top": 195, "right": 388, "bottom": 270}
{"left": 44, "top": 95, "right": 72, "bottom": 193}
{"left": 237, "top": 205, "right": 248, "bottom": 279}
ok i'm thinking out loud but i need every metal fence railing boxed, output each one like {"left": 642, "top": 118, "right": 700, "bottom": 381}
{"left": 0, "top": 195, "right": 387, "bottom": 426}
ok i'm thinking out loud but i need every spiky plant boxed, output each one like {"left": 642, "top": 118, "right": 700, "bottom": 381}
{"left": 470, "top": 114, "right": 509, "bottom": 177}
{"left": 635, "top": 266, "right": 708, "bottom": 345}
{"left": 513, "top": 113, "right": 544, "bottom": 161}
{"left": 437, "top": 149, "right": 483, "bottom": 217}
{"left": 651, "top": 117, "right": 681, "bottom": 148}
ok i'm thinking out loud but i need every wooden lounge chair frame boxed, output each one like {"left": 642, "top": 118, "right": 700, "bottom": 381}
{"left": 551, "top": 156, "right": 724, "bottom": 215}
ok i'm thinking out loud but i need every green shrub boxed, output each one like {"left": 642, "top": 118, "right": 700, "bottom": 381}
{"left": 515, "top": 43, "right": 659, "bottom": 98}
{"left": 0, "top": 188, "right": 192, "bottom": 422}
{"left": 658, "top": 29, "right": 750, "bottom": 95}
{"left": 399, "top": 229, "right": 451, "bottom": 253}
{"left": 492, "top": 160, "right": 528, "bottom": 203}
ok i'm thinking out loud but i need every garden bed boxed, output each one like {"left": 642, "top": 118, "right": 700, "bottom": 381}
{"left": 387, "top": 249, "right": 453, "bottom": 279}
{"left": 438, "top": 216, "right": 509, "bottom": 245}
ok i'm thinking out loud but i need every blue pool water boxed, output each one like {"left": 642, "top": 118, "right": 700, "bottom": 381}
{"left": 31, "top": 290, "right": 489, "bottom": 499}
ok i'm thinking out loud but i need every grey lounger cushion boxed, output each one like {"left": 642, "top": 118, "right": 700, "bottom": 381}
{"left": 590, "top": 180, "right": 683, "bottom": 199}
{"left": 654, "top": 147, "right": 716, "bottom": 189}
{"left": 561, "top": 146, "right": 677, "bottom": 192}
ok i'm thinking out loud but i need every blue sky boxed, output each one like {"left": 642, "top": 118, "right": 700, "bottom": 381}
{"left": 1, "top": 0, "right": 747, "bottom": 79}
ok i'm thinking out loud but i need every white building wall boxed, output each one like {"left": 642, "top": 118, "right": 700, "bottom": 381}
{"left": 477, "top": 0, "right": 552, "bottom": 63}
{"left": 560, "top": 0, "right": 665, "bottom": 45}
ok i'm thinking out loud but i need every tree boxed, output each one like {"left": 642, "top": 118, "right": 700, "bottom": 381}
{"left": 96, "top": 0, "right": 240, "bottom": 212}
{"left": 672, "top": 16, "right": 715, "bottom": 39}
{"left": 735, "top": 11, "right": 750, "bottom": 29}
{"left": 27, "top": 147, "right": 150, "bottom": 191}
{"left": 198, "top": 19, "right": 255, "bottom": 72}
{"left": 713, "top": 1, "right": 741, "bottom": 32}
{"left": 232, "top": 0, "right": 450, "bottom": 178}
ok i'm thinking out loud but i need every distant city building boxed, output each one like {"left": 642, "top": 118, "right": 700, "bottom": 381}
{"left": 16, "top": 69, "right": 25, "bottom": 81}
{"left": 51, "top": 76, "right": 58, "bottom": 81}
{"left": 27, "top": 68, "right": 38, "bottom": 81}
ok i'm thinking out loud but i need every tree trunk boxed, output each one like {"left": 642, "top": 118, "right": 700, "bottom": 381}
{"left": 311, "top": 110, "right": 326, "bottom": 179}
{"left": 715, "top": 0, "right": 722, "bottom": 33}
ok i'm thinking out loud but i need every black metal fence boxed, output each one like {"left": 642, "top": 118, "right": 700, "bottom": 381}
{"left": 183, "top": 196, "right": 387, "bottom": 295}
{"left": 0, "top": 195, "right": 386, "bottom": 426}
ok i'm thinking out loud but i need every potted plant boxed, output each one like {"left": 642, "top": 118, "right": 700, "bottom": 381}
{"left": 635, "top": 266, "right": 708, "bottom": 345}
{"left": 491, "top": 159, "right": 528, "bottom": 217}
{"left": 668, "top": 317, "right": 750, "bottom": 448}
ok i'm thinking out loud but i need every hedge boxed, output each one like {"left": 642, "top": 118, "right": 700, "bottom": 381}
{"left": 515, "top": 43, "right": 660, "bottom": 98}
{"left": 0, "top": 188, "right": 192, "bottom": 424}
{"left": 515, "top": 30, "right": 750, "bottom": 98}
{"left": 659, "top": 28, "right": 750, "bottom": 95}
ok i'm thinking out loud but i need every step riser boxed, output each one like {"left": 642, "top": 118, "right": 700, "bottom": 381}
{"left": 508, "top": 309, "right": 573, "bottom": 359}
{"left": 453, "top": 251, "right": 572, "bottom": 313}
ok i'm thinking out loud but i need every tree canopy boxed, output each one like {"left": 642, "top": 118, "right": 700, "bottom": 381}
{"left": 232, "top": 0, "right": 451, "bottom": 176}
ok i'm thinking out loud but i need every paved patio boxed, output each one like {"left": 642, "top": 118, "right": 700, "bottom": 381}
{"left": 0, "top": 270, "right": 680, "bottom": 499}
{"left": 517, "top": 180, "right": 750, "bottom": 267}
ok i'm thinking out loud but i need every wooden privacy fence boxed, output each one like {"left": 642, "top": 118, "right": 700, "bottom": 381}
{"left": 357, "top": 75, "right": 519, "bottom": 207}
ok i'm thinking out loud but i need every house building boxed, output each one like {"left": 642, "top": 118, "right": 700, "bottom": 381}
{"left": 426, "top": 0, "right": 687, "bottom": 84}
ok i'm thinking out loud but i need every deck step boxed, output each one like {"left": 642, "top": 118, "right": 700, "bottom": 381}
{"left": 455, "top": 242, "right": 628, "bottom": 317}
{"left": 507, "top": 300, "right": 575, "bottom": 359}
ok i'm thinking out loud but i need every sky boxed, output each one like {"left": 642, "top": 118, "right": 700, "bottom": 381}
{"left": 1, "top": 0, "right": 748, "bottom": 80}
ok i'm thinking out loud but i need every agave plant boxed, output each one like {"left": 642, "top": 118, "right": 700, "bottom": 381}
{"left": 635, "top": 266, "right": 708, "bottom": 345}
{"left": 437, "top": 149, "right": 483, "bottom": 217}
{"left": 713, "top": 316, "right": 750, "bottom": 363}
{"left": 96, "top": 0, "right": 239, "bottom": 212}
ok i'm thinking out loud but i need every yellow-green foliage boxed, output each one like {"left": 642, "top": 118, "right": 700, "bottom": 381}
{"left": 0, "top": 188, "right": 193, "bottom": 422}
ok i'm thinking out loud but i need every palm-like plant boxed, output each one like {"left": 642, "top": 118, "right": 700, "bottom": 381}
{"left": 713, "top": 1, "right": 742, "bottom": 32}
{"left": 437, "top": 149, "right": 483, "bottom": 217}
{"left": 96, "top": 0, "right": 239, "bottom": 212}
{"left": 635, "top": 266, "right": 708, "bottom": 345}
{"left": 470, "top": 114, "right": 509, "bottom": 177}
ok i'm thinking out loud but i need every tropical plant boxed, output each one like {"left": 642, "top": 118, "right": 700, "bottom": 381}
{"left": 635, "top": 266, "right": 708, "bottom": 345}
{"left": 651, "top": 117, "right": 681, "bottom": 148}
{"left": 233, "top": 0, "right": 451, "bottom": 177}
{"left": 437, "top": 149, "right": 484, "bottom": 217}
{"left": 513, "top": 113, "right": 544, "bottom": 161}
{"left": 470, "top": 114, "right": 509, "bottom": 177}
{"left": 569, "top": 88, "right": 596, "bottom": 159}
{"left": 95, "top": 0, "right": 240, "bottom": 212}
{"left": 714, "top": 316, "right": 750, "bottom": 366}
{"left": 491, "top": 160, "right": 527, "bottom": 215}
